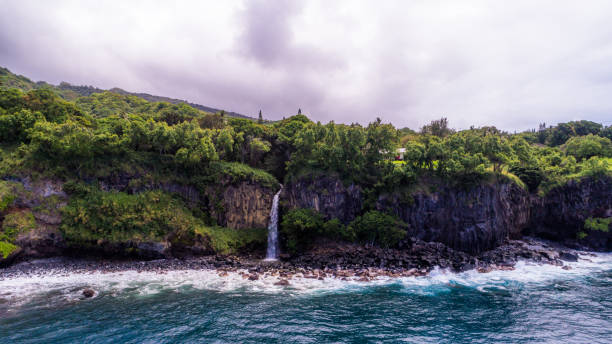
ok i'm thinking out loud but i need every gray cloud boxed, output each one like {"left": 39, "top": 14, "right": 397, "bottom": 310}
{"left": 1, "top": 0, "right": 611, "bottom": 131}
{"left": 237, "top": 0, "right": 300, "bottom": 66}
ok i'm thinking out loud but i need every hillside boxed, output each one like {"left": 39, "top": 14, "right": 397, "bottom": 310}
{"left": 0, "top": 66, "right": 253, "bottom": 119}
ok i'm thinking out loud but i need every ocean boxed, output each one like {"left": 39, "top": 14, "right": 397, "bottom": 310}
{"left": 1, "top": 254, "right": 611, "bottom": 343}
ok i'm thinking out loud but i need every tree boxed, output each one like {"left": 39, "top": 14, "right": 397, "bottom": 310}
{"left": 483, "top": 135, "right": 511, "bottom": 173}
{"left": 174, "top": 136, "right": 218, "bottom": 169}
{"left": 348, "top": 211, "right": 407, "bottom": 247}
{"left": 248, "top": 137, "right": 271, "bottom": 166}
{"left": 280, "top": 208, "right": 323, "bottom": 254}
{"left": 565, "top": 134, "right": 612, "bottom": 161}
{"left": 601, "top": 126, "right": 612, "bottom": 140}
{"left": 216, "top": 127, "right": 235, "bottom": 159}
{"left": 421, "top": 117, "right": 454, "bottom": 138}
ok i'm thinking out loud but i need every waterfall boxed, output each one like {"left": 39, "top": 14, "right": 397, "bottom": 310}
{"left": 265, "top": 186, "right": 282, "bottom": 260}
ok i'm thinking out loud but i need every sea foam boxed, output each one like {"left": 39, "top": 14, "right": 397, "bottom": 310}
{"left": 1, "top": 253, "right": 610, "bottom": 312}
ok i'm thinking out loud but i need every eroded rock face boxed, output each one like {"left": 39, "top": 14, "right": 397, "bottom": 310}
{"left": 97, "top": 172, "right": 277, "bottom": 230}
{"left": 528, "top": 176, "right": 612, "bottom": 251}
{"left": 377, "top": 183, "right": 531, "bottom": 254}
{"left": 1, "top": 178, "right": 68, "bottom": 265}
{"left": 208, "top": 182, "right": 277, "bottom": 229}
{"left": 15, "top": 226, "right": 65, "bottom": 258}
{"left": 283, "top": 175, "right": 362, "bottom": 224}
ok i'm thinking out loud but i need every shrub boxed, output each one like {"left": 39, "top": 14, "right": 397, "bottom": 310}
{"left": 0, "top": 180, "right": 18, "bottom": 212}
{"left": 280, "top": 208, "right": 324, "bottom": 254}
{"left": 321, "top": 218, "right": 354, "bottom": 241}
{"left": 208, "top": 161, "right": 279, "bottom": 189}
{"left": 197, "top": 226, "right": 267, "bottom": 255}
{"left": 0, "top": 210, "right": 36, "bottom": 242}
{"left": 565, "top": 134, "right": 612, "bottom": 161}
{"left": 60, "top": 190, "right": 199, "bottom": 245}
{"left": 0, "top": 240, "right": 18, "bottom": 258}
{"left": 509, "top": 165, "right": 544, "bottom": 191}
{"left": 348, "top": 210, "right": 407, "bottom": 247}
{"left": 584, "top": 217, "right": 611, "bottom": 232}
{"left": 579, "top": 156, "right": 612, "bottom": 178}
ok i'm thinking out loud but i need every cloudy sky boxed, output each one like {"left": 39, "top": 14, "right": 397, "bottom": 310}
{"left": 1, "top": 0, "right": 611, "bottom": 131}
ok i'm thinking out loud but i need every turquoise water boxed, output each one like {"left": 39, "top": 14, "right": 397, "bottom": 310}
{"left": 1, "top": 256, "right": 611, "bottom": 343}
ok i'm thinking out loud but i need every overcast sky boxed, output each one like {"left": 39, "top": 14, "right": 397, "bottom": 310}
{"left": 1, "top": 0, "right": 612, "bottom": 131}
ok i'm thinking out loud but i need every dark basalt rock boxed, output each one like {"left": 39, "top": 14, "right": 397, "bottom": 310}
{"left": 377, "top": 182, "right": 531, "bottom": 254}
{"left": 283, "top": 174, "right": 362, "bottom": 224}
{"left": 82, "top": 289, "right": 95, "bottom": 298}
{"left": 559, "top": 251, "right": 579, "bottom": 262}
{"left": 527, "top": 176, "right": 612, "bottom": 251}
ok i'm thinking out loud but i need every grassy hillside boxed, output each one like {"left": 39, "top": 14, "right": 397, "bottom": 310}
{"left": 0, "top": 66, "right": 253, "bottom": 119}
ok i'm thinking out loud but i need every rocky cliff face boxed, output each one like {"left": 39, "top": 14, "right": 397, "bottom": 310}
{"left": 206, "top": 181, "right": 277, "bottom": 229}
{"left": 283, "top": 175, "right": 362, "bottom": 224}
{"left": 1, "top": 175, "right": 277, "bottom": 266}
{"left": 98, "top": 173, "right": 277, "bottom": 230}
{"left": 528, "top": 176, "right": 612, "bottom": 251}
{"left": 377, "top": 183, "right": 531, "bottom": 254}
{"left": 284, "top": 174, "right": 612, "bottom": 253}
{"left": 282, "top": 175, "right": 532, "bottom": 254}
{"left": 0, "top": 179, "right": 67, "bottom": 266}
{"left": 2, "top": 172, "right": 610, "bottom": 267}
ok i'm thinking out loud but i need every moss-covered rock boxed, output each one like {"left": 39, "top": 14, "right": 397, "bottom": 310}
{"left": 1, "top": 209, "right": 37, "bottom": 241}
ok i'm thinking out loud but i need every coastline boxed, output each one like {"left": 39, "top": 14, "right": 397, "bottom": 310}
{"left": 0, "top": 237, "right": 594, "bottom": 284}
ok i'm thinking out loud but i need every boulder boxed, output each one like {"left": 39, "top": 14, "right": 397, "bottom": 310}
{"left": 274, "top": 279, "right": 290, "bottom": 286}
{"left": 559, "top": 251, "right": 579, "bottom": 262}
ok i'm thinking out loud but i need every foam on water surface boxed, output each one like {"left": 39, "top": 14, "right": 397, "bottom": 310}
{"left": 1, "top": 253, "right": 610, "bottom": 312}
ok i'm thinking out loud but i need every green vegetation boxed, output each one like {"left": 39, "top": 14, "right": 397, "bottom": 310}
{"left": 0, "top": 181, "right": 18, "bottom": 211}
{"left": 280, "top": 208, "right": 325, "bottom": 254}
{"left": 565, "top": 134, "right": 612, "bottom": 161}
{"left": 59, "top": 187, "right": 264, "bottom": 254}
{"left": 280, "top": 208, "right": 407, "bottom": 253}
{"left": 60, "top": 190, "right": 198, "bottom": 244}
{"left": 1, "top": 66, "right": 611, "bottom": 254}
{"left": 209, "top": 161, "right": 279, "bottom": 189}
{"left": 348, "top": 211, "right": 407, "bottom": 248}
{"left": 0, "top": 240, "right": 18, "bottom": 258}
{"left": 198, "top": 226, "right": 267, "bottom": 255}
{"left": 0, "top": 210, "right": 36, "bottom": 242}
{"left": 584, "top": 217, "right": 611, "bottom": 232}
{"left": 579, "top": 217, "right": 611, "bottom": 240}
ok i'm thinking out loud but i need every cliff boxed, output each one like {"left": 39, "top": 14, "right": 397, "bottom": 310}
{"left": 283, "top": 174, "right": 610, "bottom": 253}
{"left": 1, "top": 173, "right": 610, "bottom": 268}
{"left": 0, "top": 179, "right": 67, "bottom": 266}
{"left": 528, "top": 176, "right": 612, "bottom": 251}
{"left": 377, "top": 182, "right": 531, "bottom": 254}
{"left": 96, "top": 172, "right": 277, "bottom": 230}
{"left": 283, "top": 175, "right": 362, "bottom": 224}
{"left": 205, "top": 181, "right": 276, "bottom": 229}
{"left": 0, "top": 175, "right": 277, "bottom": 266}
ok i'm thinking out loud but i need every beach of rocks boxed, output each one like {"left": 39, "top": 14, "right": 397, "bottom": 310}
{"left": 0, "top": 237, "right": 591, "bottom": 291}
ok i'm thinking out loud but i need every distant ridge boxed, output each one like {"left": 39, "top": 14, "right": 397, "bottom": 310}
{"left": 0, "top": 66, "right": 253, "bottom": 120}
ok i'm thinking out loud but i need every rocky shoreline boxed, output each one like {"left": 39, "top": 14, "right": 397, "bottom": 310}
{"left": 0, "top": 237, "right": 590, "bottom": 290}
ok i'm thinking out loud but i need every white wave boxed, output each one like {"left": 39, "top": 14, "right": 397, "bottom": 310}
{"left": 395, "top": 252, "right": 612, "bottom": 294}
{"left": 0, "top": 253, "right": 610, "bottom": 308}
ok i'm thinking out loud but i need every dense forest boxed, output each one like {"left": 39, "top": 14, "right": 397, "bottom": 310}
{"left": 0, "top": 67, "right": 611, "bottom": 259}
